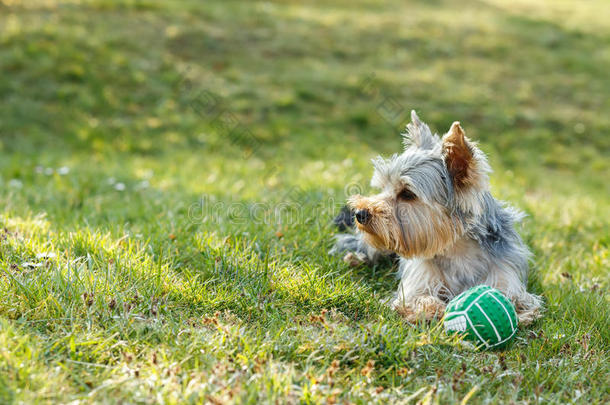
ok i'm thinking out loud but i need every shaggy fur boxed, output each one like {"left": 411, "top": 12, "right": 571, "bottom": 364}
{"left": 330, "top": 111, "right": 542, "bottom": 325}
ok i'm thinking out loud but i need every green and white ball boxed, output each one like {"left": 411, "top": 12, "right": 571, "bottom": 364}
{"left": 444, "top": 285, "right": 518, "bottom": 350}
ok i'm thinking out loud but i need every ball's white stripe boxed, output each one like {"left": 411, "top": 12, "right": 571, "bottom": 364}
{"left": 451, "top": 290, "right": 470, "bottom": 309}
{"left": 488, "top": 292, "right": 516, "bottom": 332}
{"left": 488, "top": 326, "right": 518, "bottom": 348}
{"left": 446, "top": 310, "right": 467, "bottom": 318}
{"left": 463, "top": 312, "right": 490, "bottom": 349}
{"left": 464, "top": 289, "right": 491, "bottom": 313}
{"left": 475, "top": 302, "right": 501, "bottom": 343}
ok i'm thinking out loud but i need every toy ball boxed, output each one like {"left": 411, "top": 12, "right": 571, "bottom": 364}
{"left": 444, "top": 285, "right": 518, "bottom": 350}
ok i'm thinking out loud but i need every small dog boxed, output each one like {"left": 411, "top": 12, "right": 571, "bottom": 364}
{"left": 331, "top": 111, "right": 542, "bottom": 325}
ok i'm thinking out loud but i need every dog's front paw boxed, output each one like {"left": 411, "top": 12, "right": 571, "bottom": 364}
{"left": 392, "top": 295, "right": 446, "bottom": 323}
{"left": 507, "top": 290, "right": 544, "bottom": 326}
{"left": 343, "top": 252, "right": 366, "bottom": 267}
{"left": 329, "top": 233, "right": 360, "bottom": 256}
{"left": 329, "top": 233, "right": 384, "bottom": 264}
{"left": 514, "top": 294, "right": 544, "bottom": 326}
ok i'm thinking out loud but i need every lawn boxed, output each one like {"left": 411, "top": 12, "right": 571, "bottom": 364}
{"left": 0, "top": 0, "right": 608, "bottom": 403}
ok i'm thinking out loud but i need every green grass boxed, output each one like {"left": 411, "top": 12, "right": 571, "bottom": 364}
{"left": 0, "top": 0, "right": 608, "bottom": 403}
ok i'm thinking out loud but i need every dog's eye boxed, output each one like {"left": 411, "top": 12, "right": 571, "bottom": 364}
{"left": 397, "top": 189, "right": 417, "bottom": 201}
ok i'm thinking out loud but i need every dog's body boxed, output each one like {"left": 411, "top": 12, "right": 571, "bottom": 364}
{"left": 331, "top": 111, "right": 542, "bottom": 324}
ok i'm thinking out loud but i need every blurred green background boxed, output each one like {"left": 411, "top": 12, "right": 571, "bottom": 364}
{"left": 0, "top": 0, "right": 608, "bottom": 403}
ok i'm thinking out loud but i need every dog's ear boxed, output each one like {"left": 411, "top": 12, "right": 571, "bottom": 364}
{"left": 403, "top": 110, "right": 439, "bottom": 150}
{"left": 442, "top": 122, "right": 490, "bottom": 191}
{"left": 442, "top": 122, "right": 472, "bottom": 188}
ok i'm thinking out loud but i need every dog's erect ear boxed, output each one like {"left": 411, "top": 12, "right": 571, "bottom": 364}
{"left": 442, "top": 122, "right": 472, "bottom": 188}
{"left": 442, "top": 122, "right": 489, "bottom": 190}
{"left": 403, "top": 110, "right": 439, "bottom": 150}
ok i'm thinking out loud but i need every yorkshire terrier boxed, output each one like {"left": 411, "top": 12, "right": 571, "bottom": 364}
{"left": 331, "top": 111, "right": 542, "bottom": 324}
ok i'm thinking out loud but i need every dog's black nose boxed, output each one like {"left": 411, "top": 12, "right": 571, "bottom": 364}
{"left": 355, "top": 209, "right": 371, "bottom": 225}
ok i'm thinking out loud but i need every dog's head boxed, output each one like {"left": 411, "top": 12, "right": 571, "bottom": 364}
{"left": 349, "top": 111, "right": 491, "bottom": 258}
